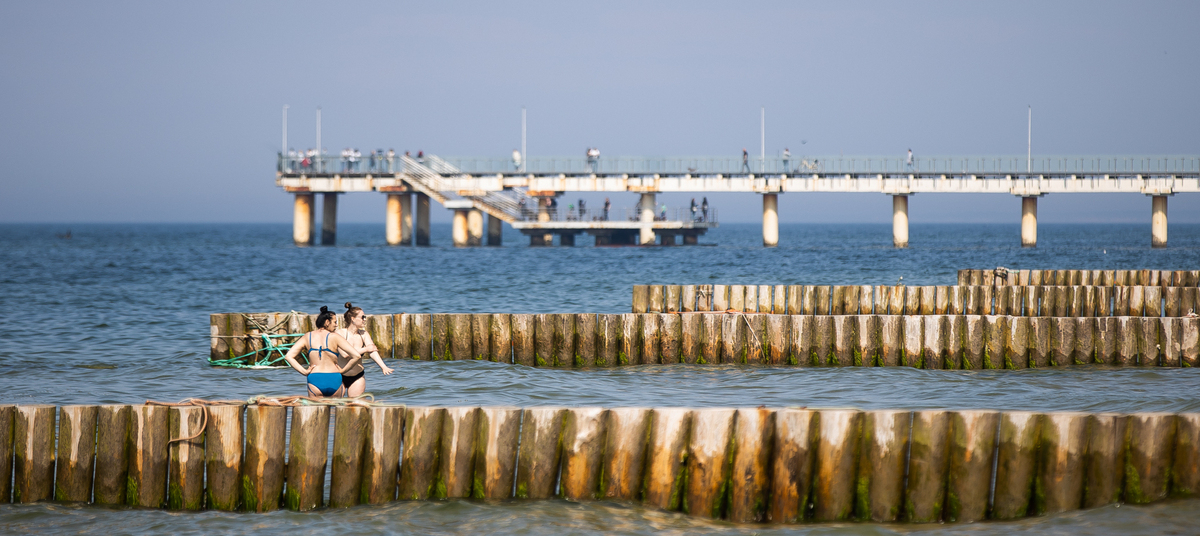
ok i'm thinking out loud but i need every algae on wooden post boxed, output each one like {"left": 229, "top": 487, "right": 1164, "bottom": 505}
{"left": 902, "top": 315, "right": 922, "bottom": 368}
{"left": 1008, "top": 316, "right": 1030, "bottom": 369}
{"left": 811, "top": 409, "right": 862, "bottom": 522}
{"left": 471, "top": 314, "right": 491, "bottom": 361}
{"left": 832, "top": 315, "right": 856, "bottom": 366}
{"left": 597, "top": 314, "right": 619, "bottom": 367}
{"left": 1139, "top": 317, "right": 1161, "bottom": 366}
{"left": 448, "top": 314, "right": 473, "bottom": 361}
{"left": 490, "top": 313, "right": 512, "bottom": 363}
{"left": 600, "top": 407, "right": 650, "bottom": 501}
{"left": 1172, "top": 413, "right": 1200, "bottom": 497}
{"left": 991, "top": 411, "right": 1041, "bottom": 520}
{"left": 1029, "top": 317, "right": 1051, "bottom": 367}
{"left": 855, "top": 410, "right": 909, "bottom": 522}
{"left": 367, "top": 314, "right": 394, "bottom": 359}
{"left": 410, "top": 314, "right": 432, "bottom": 360}
{"left": 855, "top": 315, "right": 879, "bottom": 366}
{"left": 286, "top": 405, "right": 331, "bottom": 511}
{"left": 906, "top": 410, "right": 950, "bottom": 523}
{"left": 329, "top": 406, "right": 369, "bottom": 507}
{"left": 167, "top": 406, "right": 206, "bottom": 510}
{"left": 55, "top": 405, "right": 98, "bottom": 503}
{"left": 575, "top": 313, "right": 597, "bottom": 367}
{"left": 659, "top": 313, "right": 681, "bottom": 364}
{"left": 945, "top": 410, "right": 998, "bottom": 523}
{"left": 1124, "top": 412, "right": 1176, "bottom": 504}
{"left": 768, "top": 409, "right": 816, "bottom": 523}
{"left": 361, "top": 405, "right": 404, "bottom": 504}
{"left": 700, "top": 313, "right": 721, "bottom": 365}
{"left": 472, "top": 406, "right": 520, "bottom": 500}
{"left": 203, "top": 404, "right": 244, "bottom": 511}
{"left": 126, "top": 405, "right": 169, "bottom": 508}
{"left": 0, "top": 406, "right": 12, "bottom": 504}
{"left": 1182, "top": 317, "right": 1200, "bottom": 368}
{"left": 1050, "top": 316, "right": 1076, "bottom": 366}
{"left": 728, "top": 408, "right": 774, "bottom": 523}
{"left": 554, "top": 313, "right": 577, "bottom": 368}
{"left": 1075, "top": 317, "right": 1097, "bottom": 364}
{"left": 437, "top": 407, "right": 481, "bottom": 499}
{"left": 1083, "top": 413, "right": 1128, "bottom": 508}
{"left": 721, "top": 313, "right": 746, "bottom": 364}
{"left": 1034, "top": 412, "right": 1087, "bottom": 515}
{"left": 744, "top": 314, "right": 766, "bottom": 364}
{"left": 533, "top": 314, "right": 554, "bottom": 367}
{"left": 681, "top": 313, "right": 702, "bottom": 364}
{"left": 683, "top": 408, "right": 736, "bottom": 519}
{"left": 13, "top": 405, "right": 55, "bottom": 503}
{"left": 560, "top": 407, "right": 608, "bottom": 501}
{"left": 879, "top": 315, "right": 902, "bottom": 367}
{"left": 398, "top": 407, "right": 446, "bottom": 500}
{"left": 515, "top": 407, "right": 565, "bottom": 499}
{"left": 241, "top": 405, "right": 286, "bottom": 512}
{"left": 640, "top": 313, "right": 660, "bottom": 364}
{"left": 511, "top": 314, "right": 535, "bottom": 366}
{"left": 789, "top": 315, "right": 813, "bottom": 366}
{"left": 430, "top": 313, "right": 451, "bottom": 361}
{"left": 922, "top": 315, "right": 946, "bottom": 369}
{"left": 619, "top": 313, "right": 641, "bottom": 366}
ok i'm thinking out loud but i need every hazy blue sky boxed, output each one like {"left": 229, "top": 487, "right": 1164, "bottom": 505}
{"left": 2, "top": 1, "right": 1198, "bottom": 224}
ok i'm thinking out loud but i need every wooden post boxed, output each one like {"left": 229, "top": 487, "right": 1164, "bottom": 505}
{"left": 777, "top": 285, "right": 791, "bottom": 314}
{"left": 666, "top": 285, "right": 682, "bottom": 313}
{"left": 1030, "top": 317, "right": 1051, "bottom": 367}
{"left": 367, "top": 314, "right": 394, "bottom": 359}
{"left": 860, "top": 285, "right": 875, "bottom": 315}
{"left": 167, "top": 406, "right": 206, "bottom": 510}
{"left": 470, "top": 314, "right": 490, "bottom": 360}
{"left": 722, "top": 313, "right": 745, "bottom": 364}
{"left": 398, "top": 407, "right": 445, "bottom": 500}
{"left": 241, "top": 405, "right": 286, "bottom": 512}
{"left": 600, "top": 407, "right": 650, "bottom": 501}
{"left": 1096, "top": 317, "right": 1118, "bottom": 365}
{"left": 840, "top": 285, "right": 857, "bottom": 315}
{"left": 1117, "top": 317, "right": 1139, "bottom": 366}
{"left": 393, "top": 314, "right": 411, "bottom": 360}
{"left": 811, "top": 409, "right": 862, "bottom": 522}
{"left": 768, "top": 409, "right": 816, "bottom": 523}
{"left": 758, "top": 284, "right": 773, "bottom": 313}
{"left": 1166, "top": 287, "right": 1182, "bottom": 317}
{"left": 729, "top": 408, "right": 774, "bottom": 523}
{"left": 1007, "top": 316, "right": 1030, "bottom": 369}
{"left": 906, "top": 410, "right": 950, "bottom": 523}
{"left": 511, "top": 314, "right": 535, "bottom": 366}
{"left": 632, "top": 285, "right": 649, "bottom": 313}
{"left": 712, "top": 284, "right": 730, "bottom": 312}
{"left": 879, "top": 315, "right": 902, "bottom": 367}
{"left": 906, "top": 287, "right": 921, "bottom": 316}
{"left": 410, "top": 314, "right": 431, "bottom": 360}
{"left": 597, "top": 314, "right": 619, "bottom": 367}
{"left": 935, "top": 285, "right": 950, "bottom": 315}
{"left": 787, "top": 315, "right": 811, "bottom": 366}
{"left": 1034, "top": 412, "right": 1087, "bottom": 515}
{"left": 619, "top": 313, "right": 640, "bottom": 365}
{"left": 1172, "top": 413, "right": 1200, "bottom": 497}
{"left": 574, "top": 313, "right": 596, "bottom": 367}
{"left": 431, "top": 313, "right": 450, "bottom": 361}
{"left": 992, "top": 411, "right": 1041, "bottom": 520}
{"left": 472, "top": 406, "right": 520, "bottom": 499}
{"left": 922, "top": 315, "right": 946, "bottom": 369}
{"left": 0, "top": 405, "right": 12, "bottom": 504}
{"left": 698, "top": 284, "right": 714, "bottom": 312}
{"left": 1140, "top": 317, "right": 1162, "bottom": 366}
{"left": 1145, "top": 286, "right": 1163, "bottom": 317}
{"left": 210, "top": 313, "right": 230, "bottom": 361}
{"left": 745, "top": 284, "right": 759, "bottom": 312}
{"left": 449, "top": 314, "right": 473, "bottom": 361}
{"left": 489, "top": 313, "right": 511, "bottom": 363}
{"left": 361, "top": 405, "right": 404, "bottom": 504}
{"left": 640, "top": 313, "right": 660, "bottom": 364}
{"left": 832, "top": 315, "right": 855, "bottom": 366}
{"left": 745, "top": 314, "right": 766, "bottom": 364}
{"left": 126, "top": 405, "right": 169, "bottom": 508}
{"left": 856, "top": 315, "right": 879, "bottom": 366}
{"left": 54, "top": 405, "right": 97, "bottom": 503}
{"left": 1010, "top": 286, "right": 1026, "bottom": 316}
{"left": 813, "top": 316, "right": 834, "bottom": 366}
{"left": 1050, "top": 316, "right": 1075, "bottom": 366}
{"left": 13, "top": 405, "right": 56, "bottom": 503}
{"left": 945, "top": 410, "right": 999, "bottom": 523}
{"left": 649, "top": 285, "right": 666, "bottom": 313}
{"left": 329, "top": 406, "right": 369, "bottom": 507}
{"left": 1083, "top": 413, "right": 1128, "bottom": 508}
{"left": 1076, "top": 317, "right": 1097, "bottom": 364}
{"left": 682, "top": 313, "right": 702, "bottom": 364}
{"left": 1097, "top": 286, "right": 1113, "bottom": 317}
{"left": 560, "top": 408, "right": 607, "bottom": 501}
{"left": 660, "top": 313, "right": 681, "bottom": 364}
{"left": 855, "top": 410, "right": 909, "bottom": 522}
{"left": 1067, "top": 286, "right": 1083, "bottom": 317}
{"left": 950, "top": 286, "right": 965, "bottom": 315}
{"left": 801, "top": 285, "right": 817, "bottom": 315}
{"left": 515, "top": 407, "right": 564, "bottom": 499}
{"left": 1113, "top": 286, "right": 1130, "bottom": 316}
{"left": 919, "top": 286, "right": 936, "bottom": 315}
{"left": 729, "top": 285, "right": 745, "bottom": 312}
{"left": 1124, "top": 413, "right": 1176, "bottom": 503}
{"left": 995, "top": 286, "right": 1011, "bottom": 316}
{"left": 1130, "top": 285, "right": 1146, "bottom": 317}
{"left": 683, "top": 408, "right": 736, "bottom": 519}
{"left": 945, "top": 315, "right": 965, "bottom": 369}
{"left": 285, "top": 405, "right": 330, "bottom": 511}
{"left": 903, "top": 315, "right": 923, "bottom": 368}
{"left": 815, "top": 286, "right": 832, "bottom": 315}
{"left": 437, "top": 406, "right": 480, "bottom": 499}
{"left": 1182, "top": 317, "right": 1200, "bottom": 368}
{"left": 534, "top": 313, "right": 553, "bottom": 367}
{"left": 643, "top": 408, "right": 692, "bottom": 511}
{"left": 683, "top": 285, "right": 698, "bottom": 313}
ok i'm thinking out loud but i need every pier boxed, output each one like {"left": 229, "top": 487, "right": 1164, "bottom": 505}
{"left": 276, "top": 154, "right": 1200, "bottom": 248}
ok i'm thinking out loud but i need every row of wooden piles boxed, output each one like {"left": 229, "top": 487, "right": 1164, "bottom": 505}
{"left": 958, "top": 269, "right": 1200, "bottom": 288}
{"left": 214, "top": 312, "right": 1200, "bottom": 368}
{"left": 2, "top": 404, "right": 1198, "bottom": 524}
{"left": 631, "top": 284, "right": 1200, "bottom": 317}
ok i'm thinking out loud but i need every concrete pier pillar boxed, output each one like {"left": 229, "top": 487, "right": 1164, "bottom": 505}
{"left": 639, "top": 193, "right": 656, "bottom": 245}
{"left": 487, "top": 214, "right": 502, "bottom": 246}
{"left": 321, "top": 193, "right": 338, "bottom": 246}
{"left": 892, "top": 195, "right": 909, "bottom": 248}
{"left": 560, "top": 233, "right": 576, "bottom": 247}
{"left": 399, "top": 194, "right": 413, "bottom": 245}
{"left": 452, "top": 209, "right": 469, "bottom": 247}
{"left": 1152, "top": 195, "right": 1168, "bottom": 248}
{"left": 762, "top": 193, "right": 779, "bottom": 247}
{"left": 385, "top": 194, "right": 406, "bottom": 245}
{"left": 415, "top": 193, "right": 430, "bottom": 246}
{"left": 293, "top": 193, "right": 315, "bottom": 246}
{"left": 467, "top": 209, "right": 484, "bottom": 246}
{"left": 537, "top": 198, "right": 552, "bottom": 245}
{"left": 1021, "top": 197, "right": 1038, "bottom": 248}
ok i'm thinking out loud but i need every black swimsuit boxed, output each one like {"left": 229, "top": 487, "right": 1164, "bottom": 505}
{"left": 342, "top": 330, "right": 368, "bottom": 388}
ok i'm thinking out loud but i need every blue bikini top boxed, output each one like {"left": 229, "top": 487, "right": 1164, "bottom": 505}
{"left": 308, "top": 332, "right": 341, "bottom": 361}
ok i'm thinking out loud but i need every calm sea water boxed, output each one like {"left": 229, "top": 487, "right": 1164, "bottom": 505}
{"left": 1, "top": 222, "right": 1198, "bottom": 534}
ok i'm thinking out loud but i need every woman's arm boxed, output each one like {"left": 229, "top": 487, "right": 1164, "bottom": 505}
{"left": 360, "top": 332, "right": 393, "bottom": 374}
{"left": 334, "top": 335, "right": 364, "bottom": 373}
{"left": 282, "top": 334, "right": 311, "bottom": 375}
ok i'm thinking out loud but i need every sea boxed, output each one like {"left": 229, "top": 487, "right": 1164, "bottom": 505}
{"left": 1, "top": 222, "right": 1198, "bottom": 535}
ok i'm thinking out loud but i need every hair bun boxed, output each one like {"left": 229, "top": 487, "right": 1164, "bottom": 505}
{"left": 345, "top": 302, "right": 353, "bottom": 310}
{"left": 320, "top": 306, "right": 329, "bottom": 313}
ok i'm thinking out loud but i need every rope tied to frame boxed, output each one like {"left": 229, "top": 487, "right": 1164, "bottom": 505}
{"left": 147, "top": 394, "right": 378, "bottom": 443}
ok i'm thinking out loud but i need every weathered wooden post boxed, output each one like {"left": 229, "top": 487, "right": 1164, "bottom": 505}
{"left": 1182, "top": 317, "right": 1200, "bottom": 368}
{"left": 936, "top": 285, "right": 951, "bottom": 314}
{"left": 449, "top": 313, "right": 473, "bottom": 361}
{"left": 1140, "top": 317, "right": 1161, "bottom": 366}
{"left": 919, "top": 286, "right": 936, "bottom": 315}
{"left": 666, "top": 285, "right": 683, "bottom": 313}
{"left": 470, "top": 314, "right": 490, "bottom": 360}
{"left": 683, "top": 408, "right": 736, "bottom": 519}
{"left": 649, "top": 285, "right": 666, "bottom": 313}
{"left": 1130, "top": 285, "right": 1146, "bottom": 317}
{"left": 398, "top": 407, "right": 445, "bottom": 500}
{"left": 167, "top": 406, "right": 206, "bottom": 510}
{"left": 789, "top": 285, "right": 805, "bottom": 315}
{"left": 1030, "top": 317, "right": 1051, "bottom": 367}
{"left": 906, "top": 287, "right": 922, "bottom": 316}
{"left": 1145, "top": 286, "right": 1163, "bottom": 317}
{"left": 1166, "top": 287, "right": 1182, "bottom": 317}
{"left": 640, "top": 313, "right": 660, "bottom": 364}
{"left": 285, "top": 405, "right": 331, "bottom": 511}
{"left": 765, "top": 314, "right": 790, "bottom": 365}
{"left": 329, "top": 406, "right": 368, "bottom": 507}
{"left": 1172, "top": 413, "right": 1200, "bottom": 497}
{"left": 903, "top": 315, "right": 923, "bottom": 368}
{"left": 816, "top": 286, "right": 832, "bottom": 315}
{"left": 643, "top": 408, "right": 692, "bottom": 511}
{"left": 722, "top": 313, "right": 745, "bottom": 364}
{"left": 833, "top": 315, "right": 856, "bottom": 366}
{"left": 534, "top": 313, "right": 553, "bottom": 367}
{"left": 632, "top": 285, "right": 649, "bottom": 313}
{"left": 1095, "top": 317, "right": 1119, "bottom": 366}
{"left": 127, "top": 405, "right": 169, "bottom": 508}
{"left": 367, "top": 314, "right": 394, "bottom": 359}
{"left": 13, "top": 405, "right": 56, "bottom": 503}
{"left": 201, "top": 404, "right": 243, "bottom": 511}
{"left": 758, "top": 284, "right": 773, "bottom": 313}
{"left": 712, "top": 284, "right": 730, "bottom": 312}
{"left": 620, "top": 313, "right": 640, "bottom": 365}
{"left": 554, "top": 313, "right": 577, "bottom": 368}
{"left": 576, "top": 313, "right": 597, "bottom": 367}
{"left": 813, "top": 315, "right": 834, "bottom": 366}
{"left": 962, "top": 315, "right": 985, "bottom": 369}
{"left": 431, "top": 313, "right": 450, "bottom": 361}
{"left": 682, "top": 313, "right": 702, "bottom": 364}
{"left": 945, "top": 410, "right": 999, "bottom": 523}
{"left": 660, "top": 313, "right": 681, "bottom": 364}
{"left": 361, "top": 405, "right": 404, "bottom": 504}
{"left": 0, "top": 405, "right": 12, "bottom": 504}
{"left": 855, "top": 410, "right": 909, "bottom": 522}
{"left": 1124, "top": 413, "right": 1176, "bottom": 504}
{"left": 700, "top": 313, "right": 721, "bottom": 365}
{"left": 597, "top": 314, "right": 619, "bottom": 367}
{"left": 490, "top": 313, "right": 512, "bottom": 363}
{"left": 950, "top": 286, "right": 966, "bottom": 315}
{"left": 1034, "top": 412, "right": 1087, "bottom": 515}
{"left": 410, "top": 313, "right": 431, "bottom": 360}
{"left": 437, "top": 406, "right": 480, "bottom": 499}
{"left": 992, "top": 411, "right": 1041, "bottom": 520}
{"left": 906, "top": 410, "right": 949, "bottom": 523}
{"left": 729, "top": 408, "right": 774, "bottom": 523}
{"left": 730, "top": 285, "right": 746, "bottom": 312}
{"left": 600, "top": 407, "right": 650, "bottom": 501}
{"left": 842, "top": 285, "right": 859, "bottom": 314}
{"left": 811, "top": 409, "right": 862, "bottom": 522}
{"left": 860, "top": 285, "right": 875, "bottom": 314}
{"left": 1008, "top": 316, "right": 1030, "bottom": 369}
{"left": 512, "top": 314, "right": 535, "bottom": 366}
{"left": 1049, "top": 316, "right": 1075, "bottom": 366}
{"left": 855, "top": 315, "right": 878, "bottom": 366}
{"left": 560, "top": 407, "right": 607, "bottom": 501}
{"left": 776, "top": 285, "right": 790, "bottom": 314}
{"left": 879, "top": 315, "right": 902, "bottom": 367}
{"left": 1076, "top": 317, "right": 1097, "bottom": 364}
{"left": 984, "top": 315, "right": 1006, "bottom": 369}
{"left": 922, "top": 315, "right": 946, "bottom": 369}
{"left": 699, "top": 284, "right": 715, "bottom": 311}
{"left": 472, "top": 406, "right": 521, "bottom": 500}
{"left": 241, "top": 404, "right": 286, "bottom": 512}
{"left": 1083, "top": 413, "right": 1128, "bottom": 508}
{"left": 768, "top": 409, "right": 816, "bottom": 523}
{"left": 515, "top": 407, "right": 564, "bottom": 499}
{"left": 1117, "top": 317, "right": 1139, "bottom": 366}
{"left": 54, "top": 405, "right": 97, "bottom": 503}
{"left": 683, "top": 285, "right": 698, "bottom": 313}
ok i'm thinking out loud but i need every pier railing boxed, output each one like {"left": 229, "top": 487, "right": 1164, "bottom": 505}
{"left": 514, "top": 206, "right": 717, "bottom": 224}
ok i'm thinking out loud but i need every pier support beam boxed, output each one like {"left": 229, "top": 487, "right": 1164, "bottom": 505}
{"left": 385, "top": 194, "right": 409, "bottom": 246}
{"left": 415, "top": 193, "right": 430, "bottom": 246}
{"left": 321, "top": 193, "right": 338, "bottom": 246}
{"left": 762, "top": 193, "right": 779, "bottom": 247}
{"left": 467, "top": 209, "right": 484, "bottom": 246}
{"left": 1152, "top": 195, "right": 1168, "bottom": 248}
{"left": 892, "top": 195, "right": 909, "bottom": 248}
{"left": 293, "top": 193, "right": 315, "bottom": 246}
{"left": 487, "top": 214, "right": 502, "bottom": 246}
{"left": 452, "top": 209, "right": 469, "bottom": 248}
{"left": 1021, "top": 197, "right": 1038, "bottom": 248}
{"left": 560, "top": 233, "right": 575, "bottom": 247}
{"left": 535, "top": 199, "right": 552, "bottom": 246}
{"left": 639, "top": 193, "right": 656, "bottom": 245}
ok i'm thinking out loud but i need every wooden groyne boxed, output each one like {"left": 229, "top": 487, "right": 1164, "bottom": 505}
{"left": 957, "top": 269, "right": 1199, "bottom": 288}
{"left": 630, "top": 284, "right": 1199, "bottom": 317}
{"left": 1, "top": 403, "right": 1196, "bottom": 524}
{"left": 212, "top": 312, "right": 1200, "bottom": 368}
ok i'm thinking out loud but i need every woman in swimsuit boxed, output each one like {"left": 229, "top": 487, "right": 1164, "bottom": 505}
{"left": 336, "top": 302, "right": 395, "bottom": 397}
{"left": 282, "top": 306, "right": 364, "bottom": 398}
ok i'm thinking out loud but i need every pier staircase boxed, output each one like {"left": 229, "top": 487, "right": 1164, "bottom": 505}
{"left": 400, "top": 154, "right": 532, "bottom": 223}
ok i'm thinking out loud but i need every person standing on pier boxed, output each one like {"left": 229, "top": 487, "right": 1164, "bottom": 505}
{"left": 782, "top": 148, "right": 791, "bottom": 173}
{"left": 386, "top": 148, "right": 396, "bottom": 172}
{"left": 742, "top": 148, "right": 750, "bottom": 173}
{"left": 337, "top": 303, "right": 394, "bottom": 397}
{"left": 512, "top": 149, "right": 522, "bottom": 171}
{"left": 603, "top": 197, "right": 610, "bottom": 221}
{"left": 701, "top": 197, "right": 709, "bottom": 221}
{"left": 578, "top": 199, "right": 586, "bottom": 219}
{"left": 282, "top": 306, "right": 364, "bottom": 398}
{"left": 691, "top": 198, "right": 698, "bottom": 221}
{"left": 906, "top": 149, "right": 914, "bottom": 170}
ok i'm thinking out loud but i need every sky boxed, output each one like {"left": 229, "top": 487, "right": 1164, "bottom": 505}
{"left": 1, "top": 1, "right": 1198, "bottom": 224}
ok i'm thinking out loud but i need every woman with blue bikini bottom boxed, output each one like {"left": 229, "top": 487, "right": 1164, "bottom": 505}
{"left": 283, "top": 306, "right": 364, "bottom": 398}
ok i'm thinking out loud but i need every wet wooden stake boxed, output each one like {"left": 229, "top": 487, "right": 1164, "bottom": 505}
{"left": 722, "top": 313, "right": 745, "bottom": 364}
{"left": 361, "top": 405, "right": 404, "bottom": 504}
{"left": 945, "top": 410, "right": 999, "bottom": 523}
{"left": 984, "top": 315, "right": 1007, "bottom": 369}
{"left": 534, "top": 313, "right": 553, "bottom": 367}
{"left": 127, "top": 404, "right": 169, "bottom": 508}
{"left": 511, "top": 314, "right": 535, "bottom": 366}
{"left": 812, "top": 409, "right": 862, "bottom": 522}
{"left": 681, "top": 313, "right": 702, "bottom": 364}
{"left": 906, "top": 287, "right": 921, "bottom": 316}
{"left": 0, "top": 405, "right": 12, "bottom": 504}
{"left": 620, "top": 313, "right": 641, "bottom": 365}
{"left": 13, "top": 405, "right": 55, "bottom": 503}
{"left": 1117, "top": 317, "right": 1139, "bottom": 366}
{"left": 1165, "top": 287, "right": 1182, "bottom": 317}
{"left": 431, "top": 313, "right": 450, "bottom": 361}
{"left": 449, "top": 313, "right": 473, "bottom": 361}
{"left": 995, "top": 286, "right": 1011, "bottom": 316}
{"left": 666, "top": 285, "right": 682, "bottom": 313}
{"left": 515, "top": 407, "right": 564, "bottom": 499}
{"left": 992, "top": 411, "right": 1041, "bottom": 520}
{"left": 1182, "top": 317, "right": 1200, "bottom": 368}
{"left": 855, "top": 410, "right": 909, "bottom": 522}
{"left": 698, "top": 284, "right": 714, "bottom": 312}
{"left": 329, "top": 406, "right": 369, "bottom": 507}
{"left": 833, "top": 315, "right": 856, "bottom": 366}
{"left": 789, "top": 314, "right": 813, "bottom": 366}
{"left": 1034, "top": 412, "right": 1087, "bottom": 515}
{"left": 410, "top": 313, "right": 431, "bottom": 360}
{"left": 643, "top": 408, "right": 692, "bottom": 511}
{"left": 903, "top": 315, "right": 923, "bottom": 368}
{"left": 600, "top": 407, "right": 650, "bottom": 501}
{"left": 471, "top": 314, "right": 490, "bottom": 360}
{"left": 1010, "top": 286, "right": 1026, "bottom": 316}
{"left": 490, "top": 313, "right": 512, "bottom": 363}
{"left": 640, "top": 313, "right": 660, "bottom": 364}
{"left": 815, "top": 286, "right": 832, "bottom": 315}
{"left": 1172, "top": 413, "right": 1200, "bottom": 497}
{"left": 660, "top": 313, "right": 681, "bottom": 364}
{"left": 813, "top": 315, "right": 834, "bottom": 366}
{"left": 576, "top": 313, "right": 597, "bottom": 367}
{"left": 285, "top": 405, "right": 331, "bottom": 511}
{"left": 879, "top": 315, "right": 902, "bottom": 367}
{"left": 1095, "top": 317, "right": 1118, "bottom": 365}
{"left": 649, "top": 285, "right": 666, "bottom": 313}
{"left": 919, "top": 286, "right": 936, "bottom": 315}
{"left": 398, "top": 407, "right": 445, "bottom": 500}
{"left": 922, "top": 315, "right": 946, "bottom": 369}
{"left": 1097, "top": 286, "right": 1113, "bottom": 317}
{"left": 560, "top": 407, "right": 607, "bottom": 501}
{"left": 856, "top": 315, "right": 879, "bottom": 366}
{"left": 1082, "top": 413, "right": 1128, "bottom": 508}
{"left": 758, "top": 285, "right": 773, "bottom": 313}
{"left": 729, "top": 408, "right": 774, "bottom": 523}
{"left": 167, "top": 406, "right": 206, "bottom": 510}
{"left": 950, "top": 286, "right": 966, "bottom": 315}
{"left": 1145, "top": 286, "right": 1163, "bottom": 317}
{"left": 554, "top": 313, "right": 577, "bottom": 368}
{"left": 1124, "top": 412, "right": 1176, "bottom": 504}
{"left": 632, "top": 285, "right": 649, "bottom": 313}
{"left": 367, "top": 314, "right": 394, "bottom": 359}
{"left": 1129, "top": 285, "right": 1146, "bottom": 316}
{"left": 746, "top": 285, "right": 760, "bottom": 313}
{"left": 1051, "top": 316, "right": 1076, "bottom": 366}
{"left": 701, "top": 313, "right": 721, "bottom": 365}
{"left": 683, "top": 408, "right": 736, "bottom": 519}
{"left": 712, "top": 285, "right": 730, "bottom": 312}
{"left": 202, "top": 404, "right": 243, "bottom": 511}
{"left": 438, "top": 406, "right": 480, "bottom": 499}
{"left": 936, "top": 285, "right": 951, "bottom": 314}
{"left": 841, "top": 285, "right": 858, "bottom": 314}
{"left": 906, "top": 410, "right": 950, "bottom": 523}
{"left": 1030, "top": 317, "right": 1051, "bottom": 367}
{"left": 1113, "top": 287, "right": 1130, "bottom": 316}
{"left": 54, "top": 405, "right": 97, "bottom": 503}
{"left": 860, "top": 285, "right": 875, "bottom": 315}
{"left": 777, "top": 285, "right": 791, "bottom": 314}
{"left": 597, "top": 314, "right": 619, "bottom": 366}
{"left": 683, "top": 285, "right": 698, "bottom": 313}
{"left": 730, "top": 285, "right": 746, "bottom": 312}
{"left": 1007, "top": 316, "right": 1030, "bottom": 369}
{"left": 1076, "top": 317, "right": 1097, "bottom": 364}
{"left": 768, "top": 408, "right": 817, "bottom": 523}
{"left": 1139, "top": 317, "right": 1161, "bottom": 366}
{"left": 472, "top": 406, "right": 521, "bottom": 500}
{"left": 241, "top": 405, "right": 286, "bottom": 512}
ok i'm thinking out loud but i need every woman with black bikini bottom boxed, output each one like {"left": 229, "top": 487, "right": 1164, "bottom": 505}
{"left": 282, "top": 306, "right": 363, "bottom": 398}
{"left": 337, "top": 302, "right": 394, "bottom": 397}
